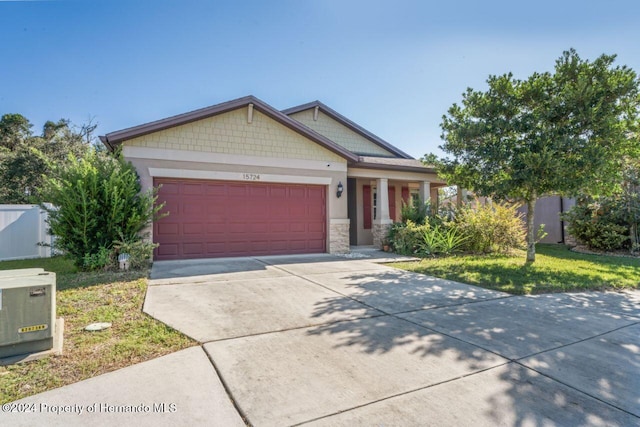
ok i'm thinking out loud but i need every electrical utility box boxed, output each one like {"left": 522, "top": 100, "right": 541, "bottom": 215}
{"left": 0, "top": 268, "right": 56, "bottom": 358}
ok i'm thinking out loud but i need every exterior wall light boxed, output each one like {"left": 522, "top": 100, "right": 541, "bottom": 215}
{"left": 336, "top": 181, "right": 344, "bottom": 198}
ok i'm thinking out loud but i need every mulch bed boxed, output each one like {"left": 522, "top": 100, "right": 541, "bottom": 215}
{"left": 570, "top": 244, "right": 640, "bottom": 259}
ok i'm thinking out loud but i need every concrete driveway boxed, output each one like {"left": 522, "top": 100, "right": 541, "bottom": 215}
{"left": 144, "top": 253, "right": 640, "bottom": 426}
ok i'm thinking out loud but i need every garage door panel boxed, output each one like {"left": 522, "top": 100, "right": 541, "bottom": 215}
{"left": 156, "top": 223, "right": 179, "bottom": 236}
{"left": 160, "top": 200, "right": 180, "bottom": 215}
{"left": 248, "top": 222, "right": 269, "bottom": 233}
{"left": 182, "top": 183, "right": 203, "bottom": 195}
{"left": 308, "top": 240, "right": 325, "bottom": 250}
{"left": 205, "top": 183, "right": 227, "bottom": 196}
{"left": 154, "top": 178, "right": 326, "bottom": 260}
{"left": 288, "top": 205, "right": 307, "bottom": 217}
{"left": 289, "top": 240, "right": 309, "bottom": 250}
{"left": 289, "top": 223, "right": 306, "bottom": 233}
{"left": 308, "top": 222, "right": 325, "bottom": 233}
{"left": 228, "top": 185, "right": 248, "bottom": 197}
{"left": 157, "top": 243, "right": 179, "bottom": 256}
{"left": 206, "top": 243, "right": 226, "bottom": 254}
{"left": 268, "top": 186, "right": 287, "bottom": 198}
{"left": 269, "top": 240, "right": 289, "bottom": 251}
{"left": 159, "top": 183, "right": 179, "bottom": 194}
{"left": 308, "top": 187, "right": 324, "bottom": 198}
{"left": 228, "top": 222, "right": 248, "bottom": 233}
{"left": 182, "top": 223, "right": 203, "bottom": 235}
{"left": 228, "top": 241, "right": 250, "bottom": 252}
{"left": 206, "top": 224, "right": 226, "bottom": 234}
{"left": 248, "top": 186, "right": 267, "bottom": 197}
{"left": 269, "top": 222, "right": 288, "bottom": 233}
{"left": 182, "top": 202, "right": 205, "bottom": 216}
{"left": 288, "top": 187, "right": 305, "bottom": 198}
{"left": 250, "top": 241, "right": 269, "bottom": 252}
{"left": 269, "top": 205, "right": 288, "bottom": 217}
{"left": 183, "top": 243, "right": 204, "bottom": 255}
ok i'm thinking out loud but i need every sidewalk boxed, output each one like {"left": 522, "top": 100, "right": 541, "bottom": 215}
{"left": 2, "top": 346, "right": 244, "bottom": 427}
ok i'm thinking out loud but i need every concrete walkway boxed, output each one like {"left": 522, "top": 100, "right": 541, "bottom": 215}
{"left": 6, "top": 252, "right": 640, "bottom": 426}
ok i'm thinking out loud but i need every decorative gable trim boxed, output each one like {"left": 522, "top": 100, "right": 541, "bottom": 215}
{"left": 100, "top": 96, "right": 359, "bottom": 162}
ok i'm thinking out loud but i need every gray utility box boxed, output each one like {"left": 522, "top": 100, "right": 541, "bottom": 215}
{"left": 0, "top": 268, "right": 56, "bottom": 358}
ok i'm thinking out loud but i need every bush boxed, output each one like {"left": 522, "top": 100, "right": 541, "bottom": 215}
{"left": 41, "top": 149, "right": 162, "bottom": 270}
{"left": 563, "top": 198, "right": 630, "bottom": 251}
{"left": 400, "top": 198, "right": 430, "bottom": 225}
{"left": 113, "top": 234, "right": 158, "bottom": 270}
{"left": 419, "top": 224, "right": 467, "bottom": 255}
{"left": 388, "top": 220, "right": 466, "bottom": 256}
{"left": 388, "top": 221, "right": 424, "bottom": 255}
{"left": 454, "top": 201, "right": 526, "bottom": 253}
{"left": 82, "top": 246, "right": 114, "bottom": 271}
{"left": 389, "top": 200, "right": 525, "bottom": 257}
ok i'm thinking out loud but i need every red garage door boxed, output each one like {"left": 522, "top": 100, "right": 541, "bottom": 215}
{"left": 153, "top": 178, "right": 326, "bottom": 260}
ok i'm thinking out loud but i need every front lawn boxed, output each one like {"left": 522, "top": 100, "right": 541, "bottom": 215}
{"left": 0, "top": 257, "right": 195, "bottom": 404}
{"left": 390, "top": 244, "right": 640, "bottom": 295}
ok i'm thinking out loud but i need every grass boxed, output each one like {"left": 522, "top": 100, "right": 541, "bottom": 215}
{"left": 391, "top": 244, "right": 640, "bottom": 295}
{"left": 0, "top": 257, "right": 195, "bottom": 404}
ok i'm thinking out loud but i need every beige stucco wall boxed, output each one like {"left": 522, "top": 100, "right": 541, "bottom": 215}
{"left": 289, "top": 110, "right": 395, "bottom": 157}
{"left": 126, "top": 108, "right": 345, "bottom": 163}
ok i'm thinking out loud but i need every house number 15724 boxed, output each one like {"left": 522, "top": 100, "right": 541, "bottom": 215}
{"left": 243, "top": 173, "right": 260, "bottom": 181}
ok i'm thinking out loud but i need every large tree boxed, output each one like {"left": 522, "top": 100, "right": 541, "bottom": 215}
{"left": 0, "top": 115, "right": 94, "bottom": 203}
{"left": 439, "top": 49, "right": 640, "bottom": 262}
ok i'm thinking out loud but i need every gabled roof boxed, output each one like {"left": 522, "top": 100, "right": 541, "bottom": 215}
{"left": 282, "top": 101, "right": 413, "bottom": 160}
{"left": 99, "top": 96, "right": 359, "bottom": 162}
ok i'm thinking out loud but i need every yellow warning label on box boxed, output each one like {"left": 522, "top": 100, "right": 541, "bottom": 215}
{"left": 18, "top": 324, "right": 48, "bottom": 333}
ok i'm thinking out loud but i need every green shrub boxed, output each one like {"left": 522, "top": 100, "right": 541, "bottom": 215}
{"left": 454, "top": 201, "right": 526, "bottom": 253}
{"left": 429, "top": 225, "right": 467, "bottom": 255}
{"left": 419, "top": 224, "right": 466, "bottom": 255}
{"left": 82, "top": 246, "right": 114, "bottom": 271}
{"left": 41, "top": 149, "right": 163, "bottom": 270}
{"left": 390, "top": 200, "right": 524, "bottom": 257}
{"left": 113, "top": 234, "right": 158, "bottom": 270}
{"left": 563, "top": 198, "right": 629, "bottom": 251}
{"left": 400, "top": 198, "right": 430, "bottom": 225}
{"left": 388, "top": 220, "right": 467, "bottom": 256}
{"left": 388, "top": 220, "right": 424, "bottom": 255}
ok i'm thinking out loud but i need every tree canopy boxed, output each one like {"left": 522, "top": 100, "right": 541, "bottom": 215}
{"left": 438, "top": 49, "right": 640, "bottom": 262}
{"left": 0, "top": 114, "right": 95, "bottom": 203}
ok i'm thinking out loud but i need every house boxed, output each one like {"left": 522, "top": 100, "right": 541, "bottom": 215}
{"left": 100, "top": 96, "right": 446, "bottom": 260}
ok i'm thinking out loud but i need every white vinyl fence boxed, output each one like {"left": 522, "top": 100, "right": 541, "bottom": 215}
{"left": 0, "top": 204, "right": 54, "bottom": 261}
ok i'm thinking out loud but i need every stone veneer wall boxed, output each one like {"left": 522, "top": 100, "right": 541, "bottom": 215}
{"left": 372, "top": 222, "right": 392, "bottom": 248}
{"left": 329, "top": 222, "right": 350, "bottom": 254}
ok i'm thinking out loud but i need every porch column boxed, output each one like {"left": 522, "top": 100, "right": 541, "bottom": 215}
{"left": 418, "top": 181, "right": 431, "bottom": 203}
{"left": 430, "top": 186, "right": 439, "bottom": 211}
{"left": 376, "top": 178, "right": 391, "bottom": 222}
{"left": 373, "top": 178, "right": 392, "bottom": 248}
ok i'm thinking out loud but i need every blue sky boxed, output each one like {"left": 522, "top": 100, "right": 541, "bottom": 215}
{"left": 1, "top": 0, "right": 639, "bottom": 158}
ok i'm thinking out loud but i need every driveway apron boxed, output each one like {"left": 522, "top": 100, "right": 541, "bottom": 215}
{"left": 144, "top": 253, "right": 640, "bottom": 426}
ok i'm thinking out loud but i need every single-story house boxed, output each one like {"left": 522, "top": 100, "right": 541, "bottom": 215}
{"left": 100, "top": 96, "right": 446, "bottom": 260}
